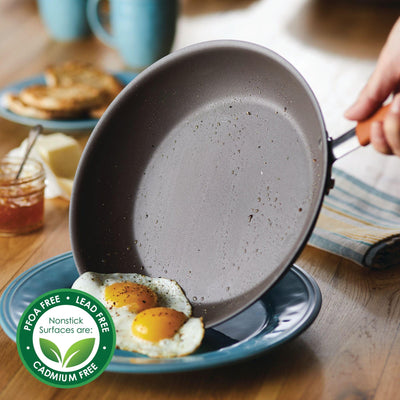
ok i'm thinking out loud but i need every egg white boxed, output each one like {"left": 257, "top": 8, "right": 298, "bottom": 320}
{"left": 72, "top": 272, "right": 204, "bottom": 358}
{"left": 126, "top": 317, "right": 204, "bottom": 358}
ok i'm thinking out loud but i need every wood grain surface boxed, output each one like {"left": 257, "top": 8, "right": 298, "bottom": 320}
{"left": 1, "top": 0, "right": 400, "bottom": 399}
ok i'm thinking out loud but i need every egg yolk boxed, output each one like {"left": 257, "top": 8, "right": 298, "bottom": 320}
{"left": 131, "top": 307, "right": 188, "bottom": 342}
{"left": 104, "top": 282, "right": 158, "bottom": 313}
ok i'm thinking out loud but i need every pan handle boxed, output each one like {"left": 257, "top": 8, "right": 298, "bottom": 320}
{"left": 356, "top": 103, "right": 391, "bottom": 146}
{"left": 331, "top": 103, "right": 392, "bottom": 160}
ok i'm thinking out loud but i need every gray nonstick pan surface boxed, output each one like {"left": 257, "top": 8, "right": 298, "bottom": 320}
{"left": 70, "top": 40, "right": 331, "bottom": 328}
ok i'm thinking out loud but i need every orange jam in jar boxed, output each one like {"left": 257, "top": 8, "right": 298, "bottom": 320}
{"left": 0, "top": 158, "right": 45, "bottom": 235}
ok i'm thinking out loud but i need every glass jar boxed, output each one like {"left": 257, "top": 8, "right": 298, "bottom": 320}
{"left": 0, "top": 158, "right": 46, "bottom": 235}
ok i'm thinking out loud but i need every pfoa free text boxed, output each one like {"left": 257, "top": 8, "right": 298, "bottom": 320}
{"left": 22, "top": 294, "right": 110, "bottom": 333}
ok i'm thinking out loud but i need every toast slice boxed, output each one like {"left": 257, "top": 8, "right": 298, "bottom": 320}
{"left": 88, "top": 103, "right": 109, "bottom": 119}
{"left": 19, "top": 84, "right": 106, "bottom": 112}
{"left": 5, "top": 62, "right": 124, "bottom": 120}
{"left": 3, "top": 93, "right": 86, "bottom": 120}
{"left": 45, "top": 62, "right": 123, "bottom": 99}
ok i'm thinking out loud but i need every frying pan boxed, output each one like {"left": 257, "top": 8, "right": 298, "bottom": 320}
{"left": 70, "top": 40, "right": 389, "bottom": 328}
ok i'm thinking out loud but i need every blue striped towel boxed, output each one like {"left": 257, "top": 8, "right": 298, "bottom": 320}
{"left": 309, "top": 167, "right": 400, "bottom": 269}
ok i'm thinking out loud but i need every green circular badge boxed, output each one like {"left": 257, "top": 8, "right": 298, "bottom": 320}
{"left": 17, "top": 289, "right": 116, "bottom": 388}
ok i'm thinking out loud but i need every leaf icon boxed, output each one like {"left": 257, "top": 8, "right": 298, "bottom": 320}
{"left": 39, "top": 338, "right": 62, "bottom": 364}
{"left": 62, "top": 338, "right": 95, "bottom": 368}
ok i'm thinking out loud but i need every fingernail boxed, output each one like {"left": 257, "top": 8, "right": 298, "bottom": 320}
{"left": 344, "top": 103, "right": 358, "bottom": 119}
{"left": 344, "top": 107, "right": 353, "bottom": 118}
{"left": 391, "top": 96, "right": 400, "bottom": 114}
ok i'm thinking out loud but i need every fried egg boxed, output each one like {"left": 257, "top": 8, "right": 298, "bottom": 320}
{"left": 72, "top": 272, "right": 204, "bottom": 358}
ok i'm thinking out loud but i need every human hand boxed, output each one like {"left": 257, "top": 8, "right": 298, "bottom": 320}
{"left": 345, "top": 17, "right": 400, "bottom": 156}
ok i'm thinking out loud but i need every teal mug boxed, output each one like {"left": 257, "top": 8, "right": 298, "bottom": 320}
{"left": 37, "top": 0, "right": 91, "bottom": 41}
{"left": 87, "top": 0, "right": 178, "bottom": 71}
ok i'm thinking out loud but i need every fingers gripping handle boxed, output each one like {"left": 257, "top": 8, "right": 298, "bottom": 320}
{"left": 356, "top": 103, "right": 392, "bottom": 146}
{"left": 331, "top": 102, "right": 393, "bottom": 160}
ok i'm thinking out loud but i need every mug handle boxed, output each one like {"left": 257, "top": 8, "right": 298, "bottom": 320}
{"left": 87, "top": 0, "right": 115, "bottom": 48}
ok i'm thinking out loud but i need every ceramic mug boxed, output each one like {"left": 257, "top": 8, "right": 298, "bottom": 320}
{"left": 87, "top": 0, "right": 178, "bottom": 70}
{"left": 37, "top": 0, "right": 91, "bottom": 41}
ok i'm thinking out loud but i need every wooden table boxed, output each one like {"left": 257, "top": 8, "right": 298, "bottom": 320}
{"left": 1, "top": 1, "right": 400, "bottom": 399}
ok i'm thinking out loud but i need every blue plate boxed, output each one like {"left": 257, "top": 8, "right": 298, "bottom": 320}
{"left": 0, "top": 72, "right": 137, "bottom": 132}
{"left": 0, "top": 252, "right": 321, "bottom": 373}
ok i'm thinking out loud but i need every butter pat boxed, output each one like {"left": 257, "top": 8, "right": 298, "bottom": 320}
{"left": 35, "top": 133, "right": 81, "bottom": 179}
{"left": 56, "top": 177, "right": 74, "bottom": 197}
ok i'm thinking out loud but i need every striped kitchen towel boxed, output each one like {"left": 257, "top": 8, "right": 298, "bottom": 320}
{"left": 309, "top": 167, "right": 400, "bottom": 269}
